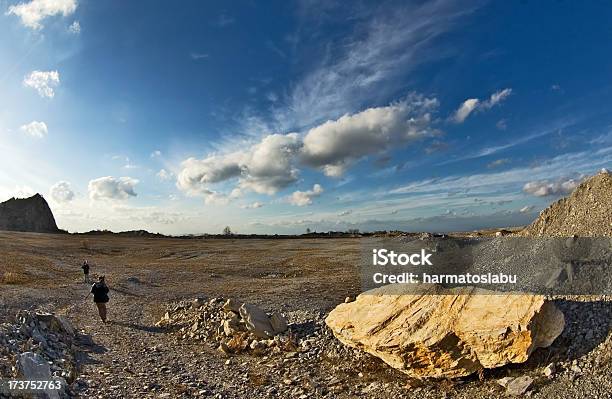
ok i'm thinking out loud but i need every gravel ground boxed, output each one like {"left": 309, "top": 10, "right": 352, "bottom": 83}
{"left": 0, "top": 232, "right": 610, "bottom": 398}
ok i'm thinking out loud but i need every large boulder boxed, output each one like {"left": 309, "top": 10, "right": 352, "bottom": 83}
{"left": 0, "top": 194, "right": 60, "bottom": 233}
{"left": 325, "top": 284, "right": 564, "bottom": 379}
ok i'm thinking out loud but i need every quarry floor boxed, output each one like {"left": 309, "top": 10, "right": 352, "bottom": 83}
{"left": 0, "top": 231, "right": 610, "bottom": 398}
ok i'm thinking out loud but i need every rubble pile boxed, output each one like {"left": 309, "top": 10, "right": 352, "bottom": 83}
{"left": 0, "top": 311, "right": 77, "bottom": 387}
{"left": 156, "top": 297, "right": 299, "bottom": 355}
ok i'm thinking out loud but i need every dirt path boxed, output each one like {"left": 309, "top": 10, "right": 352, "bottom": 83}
{"left": 64, "top": 281, "right": 222, "bottom": 398}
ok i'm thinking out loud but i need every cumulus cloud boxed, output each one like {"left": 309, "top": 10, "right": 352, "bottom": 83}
{"left": 289, "top": 184, "right": 323, "bottom": 206}
{"left": 452, "top": 88, "right": 512, "bottom": 123}
{"left": 242, "top": 201, "right": 264, "bottom": 209}
{"left": 50, "top": 181, "right": 74, "bottom": 203}
{"left": 88, "top": 176, "right": 138, "bottom": 200}
{"left": 6, "top": 0, "right": 77, "bottom": 29}
{"left": 177, "top": 133, "right": 302, "bottom": 200}
{"left": 68, "top": 20, "right": 80, "bottom": 34}
{"left": 177, "top": 154, "right": 243, "bottom": 196}
{"left": 156, "top": 169, "right": 174, "bottom": 181}
{"left": 301, "top": 97, "right": 439, "bottom": 177}
{"left": 522, "top": 175, "right": 585, "bottom": 197}
{"left": 23, "top": 70, "right": 60, "bottom": 98}
{"left": 177, "top": 96, "right": 440, "bottom": 202}
{"left": 20, "top": 121, "right": 47, "bottom": 138}
{"left": 239, "top": 133, "right": 302, "bottom": 194}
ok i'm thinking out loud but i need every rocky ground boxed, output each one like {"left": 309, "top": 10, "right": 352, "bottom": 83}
{"left": 0, "top": 232, "right": 610, "bottom": 398}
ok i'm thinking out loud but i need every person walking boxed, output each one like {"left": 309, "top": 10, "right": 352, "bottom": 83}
{"left": 81, "top": 260, "right": 90, "bottom": 283}
{"left": 90, "top": 275, "right": 110, "bottom": 323}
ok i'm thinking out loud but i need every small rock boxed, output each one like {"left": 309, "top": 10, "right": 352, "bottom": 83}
{"left": 543, "top": 363, "right": 556, "bottom": 377}
{"left": 505, "top": 376, "right": 533, "bottom": 396}
{"left": 270, "top": 313, "right": 288, "bottom": 334}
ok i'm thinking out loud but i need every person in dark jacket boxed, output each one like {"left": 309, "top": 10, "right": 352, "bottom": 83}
{"left": 81, "top": 260, "right": 90, "bottom": 283}
{"left": 91, "top": 275, "right": 110, "bottom": 323}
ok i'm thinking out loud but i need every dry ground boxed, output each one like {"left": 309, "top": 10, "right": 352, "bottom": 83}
{"left": 0, "top": 231, "right": 610, "bottom": 398}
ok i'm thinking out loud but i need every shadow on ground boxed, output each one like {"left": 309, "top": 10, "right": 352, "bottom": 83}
{"left": 74, "top": 332, "right": 107, "bottom": 368}
{"left": 107, "top": 320, "right": 164, "bottom": 333}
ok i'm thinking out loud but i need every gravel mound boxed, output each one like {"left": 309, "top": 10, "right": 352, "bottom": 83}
{"left": 521, "top": 170, "right": 612, "bottom": 237}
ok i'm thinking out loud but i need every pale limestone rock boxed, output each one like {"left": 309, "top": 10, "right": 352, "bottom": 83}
{"left": 325, "top": 284, "right": 564, "bottom": 379}
{"left": 239, "top": 303, "right": 274, "bottom": 339}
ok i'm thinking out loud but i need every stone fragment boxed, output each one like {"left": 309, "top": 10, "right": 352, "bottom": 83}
{"left": 505, "top": 376, "right": 533, "bottom": 396}
{"left": 223, "top": 298, "right": 242, "bottom": 313}
{"left": 270, "top": 313, "right": 288, "bottom": 334}
{"left": 239, "top": 303, "right": 274, "bottom": 339}
{"left": 17, "top": 352, "right": 61, "bottom": 399}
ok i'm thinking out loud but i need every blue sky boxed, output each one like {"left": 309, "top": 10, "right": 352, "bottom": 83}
{"left": 0, "top": 0, "right": 611, "bottom": 234}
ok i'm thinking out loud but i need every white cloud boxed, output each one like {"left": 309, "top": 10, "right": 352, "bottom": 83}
{"left": 486, "top": 158, "right": 510, "bottom": 169}
{"left": 177, "top": 133, "right": 302, "bottom": 199}
{"left": 301, "top": 97, "right": 438, "bottom": 176}
{"left": 156, "top": 169, "right": 174, "bottom": 181}
{"left": 88, "top": 176, "right": 138, "bottom": 201}
{"left": 177, "top": 153, "right": 243, "bottom": 196}
{"left": 452, "top": 98, "right": 479, "bottom": 124}
{"left": 20, "top": 121, "right": 47, "bottom": 138}
{"left": 239, "top": 133, "right": 302, "bottom": 194}
{"left": 289, "top": 184, "right": 323, "bottom": 206}
{"left": 338, "top": 210, "right": 352, "bottom": 216}
{"left": 522, "top": 175, "right": 585, "bottom": 197}
{"left": 50, "top": 181, "right": 74, "bottom": 203}
{"left": 391, "top": 147, "right": 612, "bottom": 198}
{"left": 190, "top": 52, "right": 209, "bottom": 60}
{"left": 272, "top": 1, "right": 480, "bottom": 132}
{"left": 23, "top": 70, "right": 60, "bottom": 98}
{"left": 519, "top": 205, "right": 534, "bottom": 213}
{"left": 68, "top": 20, "right": 80, "bottom": 34}
{"left": 482, "top": 88, "right": 512, "bottom": 109}
{"left": 242, "top": 201, "right": 264, "bottom": 209}
{"left": 150, "top": 150, "right": 162, "bottom": 158}
{"left": 123, "top": 158, "right": 139, "bottom": 169}
{"left": 452, "top": 88, "right": 512, "bottom": 123}
{"left": 7, "top": 0, "right": 77, "bottom": 30}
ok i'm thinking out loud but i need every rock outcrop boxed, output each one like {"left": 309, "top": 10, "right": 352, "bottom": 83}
{"left": 0, "top": 194, "right": 60, "bottom": 233}
{"left": 325, "top": 284, "right": 564, "bottom": 379}
{"left": 520, "top": 170, "right": 612, "bottom": 237}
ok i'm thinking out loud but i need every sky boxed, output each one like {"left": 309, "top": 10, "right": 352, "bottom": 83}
{"left": 0, "top": 0, "right": 611, "bottom": 235}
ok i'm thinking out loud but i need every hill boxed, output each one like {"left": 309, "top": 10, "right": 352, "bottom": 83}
{"left": 0, "top": 194, "right": 60, "bottom": 233}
